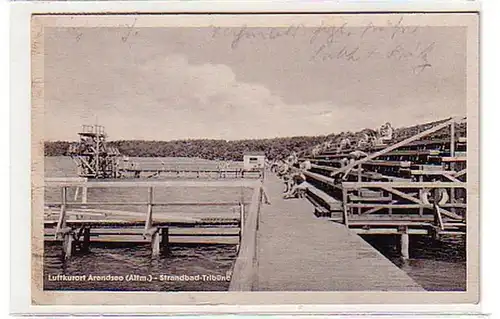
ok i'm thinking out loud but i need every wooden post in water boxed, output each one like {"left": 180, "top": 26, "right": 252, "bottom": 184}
{"left": 62, "top": 232, "right": 74, "bottom": 259}
{"left": 81, "top": 227, "right": 91, "bottom": 253}
{"left": 152, "top": 227, "right": 169, "bottom": 257}
{"left": 400, "top": 227, "right": 410, "bottom": 260}
{"left": 151, "top": 230, "right": 160, "bottom": 257}
{"left": 161, "top": 227, "right": 169, "bottom": 255}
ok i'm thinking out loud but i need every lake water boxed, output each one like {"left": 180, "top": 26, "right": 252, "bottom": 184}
{"left": 44, "top": 156, "right": 247, "bottom": 291}
{"left": 43, "top": 156, "right": 466, "bottom": 291}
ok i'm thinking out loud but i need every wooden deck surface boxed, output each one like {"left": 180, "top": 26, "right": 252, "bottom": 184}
{"left": 255, "top": 174, "right": 424, "bottom": 291}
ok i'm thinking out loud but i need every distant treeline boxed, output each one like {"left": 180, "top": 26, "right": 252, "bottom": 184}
{"left": 44, "top": 136, "right": 334, "bottom": 161}
{"left": 44, "top": 119, "right": 466, "bottom": 160}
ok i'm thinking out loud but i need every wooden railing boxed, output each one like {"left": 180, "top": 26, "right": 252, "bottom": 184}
{"left": 340, "top": 181, "right": 467, "bottom": 229}
{"left": 228, "top": 182, "right": 264, "bottom": 291}
{"left": 44, "top": 179, "right": 261, "bottom": 258}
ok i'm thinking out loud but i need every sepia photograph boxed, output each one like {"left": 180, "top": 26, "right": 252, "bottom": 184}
{"left": 30, "top": 13, "right": 479, "bottom": 305}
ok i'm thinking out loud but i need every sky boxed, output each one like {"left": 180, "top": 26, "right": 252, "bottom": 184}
{"left": 43, "top": 23, "right": 467, "bottom": 141}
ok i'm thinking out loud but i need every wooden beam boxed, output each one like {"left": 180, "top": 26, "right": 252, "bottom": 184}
{"left": 436, "top": 207, "right": 464, "bottom": 220}
{"left": 410, "top": 170, "right": 458, "bottom": 175}
{"left": 45, "top": 180, "right": 260, "bottom": 188}
{"left": 442, "top": 174, "right": 462, "bottom": 183}
{"left": 46, "top": 201, "right": 244, "bottom": 207}
{"left": 441, "top": 157, "right": 467, "bottom": 162}
{"left": 379, "top": 186, "right": 423, "bottom": 205}
{"left": 45, "top": 219, "right": 239, "bottom": 227}
{"left": 352, "top": 228, "right": 428, "bottom": 235}
{"left": 342, "top": 181, "right": 466, "bottom": 189}
{"left": 359, "top": 205, "right": 392, "bottom": 215}
{"left": 303, "top": 171, "right": 341, "bottom": 189}
{"left": 434, "top": 204, "right": 445, "bottom": 230}
{"left": 347, "top": 203, "right": 466, "bottom": 208}
{"left": 455, "top": 169, "right": 467, "bottom": 178}
{"left": 46, "top": 177, "right": 89, "bottom": 182}
{"left": 331, "top": 117, "right": 464, "bottom": 178}
{"left": 348, "top": 195, "right": 392, "bottom": 202}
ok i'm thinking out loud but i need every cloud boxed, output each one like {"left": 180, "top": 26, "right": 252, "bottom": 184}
{"left": 127, "top": 54, "right": 341, "bottom": 140}
{"left": 45, "top": 52, "right": 465, "bottom": 141}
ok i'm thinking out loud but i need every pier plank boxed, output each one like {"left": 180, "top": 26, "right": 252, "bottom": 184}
{"left": 254, "top": 174, "right": 423, "bottom": 291}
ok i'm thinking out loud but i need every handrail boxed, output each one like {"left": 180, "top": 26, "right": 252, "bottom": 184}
{"left": 229, "top": 183, "right": 263, "bottom": 291}
{"left": 45, "top": 201, "right": 244, "bottom": 206}
{"left": 45, "top": 180, "right": 260, "bottom": 188}
{"left": 47, "top": 180, "right": 258, "bottom": 241}
{"left": 340, "top": 181, "right": 466, "bottom": 222}
{"left": 342, "top": 181, "right": 466, "bottom": 189}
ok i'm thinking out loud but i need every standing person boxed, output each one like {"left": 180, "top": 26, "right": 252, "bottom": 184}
{"left": 278, "top": 161, "right": 290, "bottom": 178}
{"left": 282, "top": 173, "right": 293, "bottom": 193}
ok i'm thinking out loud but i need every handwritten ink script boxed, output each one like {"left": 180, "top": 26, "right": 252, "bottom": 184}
{"left": 210, "top": 17, "right": 435, "bottom": 74}
{"left": 121, "top": 18, "right": 139, "bottom": 43}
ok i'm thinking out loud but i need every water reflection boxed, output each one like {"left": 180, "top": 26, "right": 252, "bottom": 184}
{"left": 360, "top": 234, "right": 466, "bottom": 291}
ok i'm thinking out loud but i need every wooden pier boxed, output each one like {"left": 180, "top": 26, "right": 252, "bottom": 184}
{"left": 248, "top": 174, "right": 423, "bottom": 291}
{"left": 120, "top": 167, "right": 263, "bottom": 179}
{"left": 44, "top": 179, "right": 262, "bottom": 258}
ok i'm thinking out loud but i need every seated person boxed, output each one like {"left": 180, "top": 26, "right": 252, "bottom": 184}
{"left": 300, "top": 160, "right": 312, "bottom": 170}
{"left": 283, "top": 172, "right": 310, "bottom": 199}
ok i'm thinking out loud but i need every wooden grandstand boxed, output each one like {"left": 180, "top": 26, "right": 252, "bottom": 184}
{"left": 297, "top": 117, "right": 467, "bottom": 247}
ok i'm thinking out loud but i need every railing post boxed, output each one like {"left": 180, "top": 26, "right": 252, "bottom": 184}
{"left": 450, "top": 122, "right": 456, "bottom": 214}
{"left": 418, "top": 175, "right": 424, "bottom": 216}
{"left": 450, "top": 121, "right": 456, "bottom": 158}
{"left": 357, "top": 165, "right": 362, "bottom": 215}
{"left": 388, "top": 193, "right": 393, "bottom": 215}
{"left": 145, "top": 187, "right": 154, "bottom": 233}
{"left": 74, "top": 186, "right": 79, "bottom": 201}
{"left": 239, "top": 202, "right": 245, "bottom": 239}
{"left": 82, "top": 186, "right": 88, "bottom": 204}
{"left": 55, "top": 187, "right": 68, "bottom": 239}
{"left": 342, "top": 186, "right": 349, "bottom": 227}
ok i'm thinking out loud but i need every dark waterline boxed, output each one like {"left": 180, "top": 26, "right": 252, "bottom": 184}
{"left": 44, "top": 243, "right": 237, "bottom": 291}
{"left": 361, "top": 234, "right": 466, "bottom": 291}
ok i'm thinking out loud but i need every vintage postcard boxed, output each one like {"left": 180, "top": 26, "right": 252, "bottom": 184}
{"left": 30, "top": 12, "right": 479, "bottom": 307}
